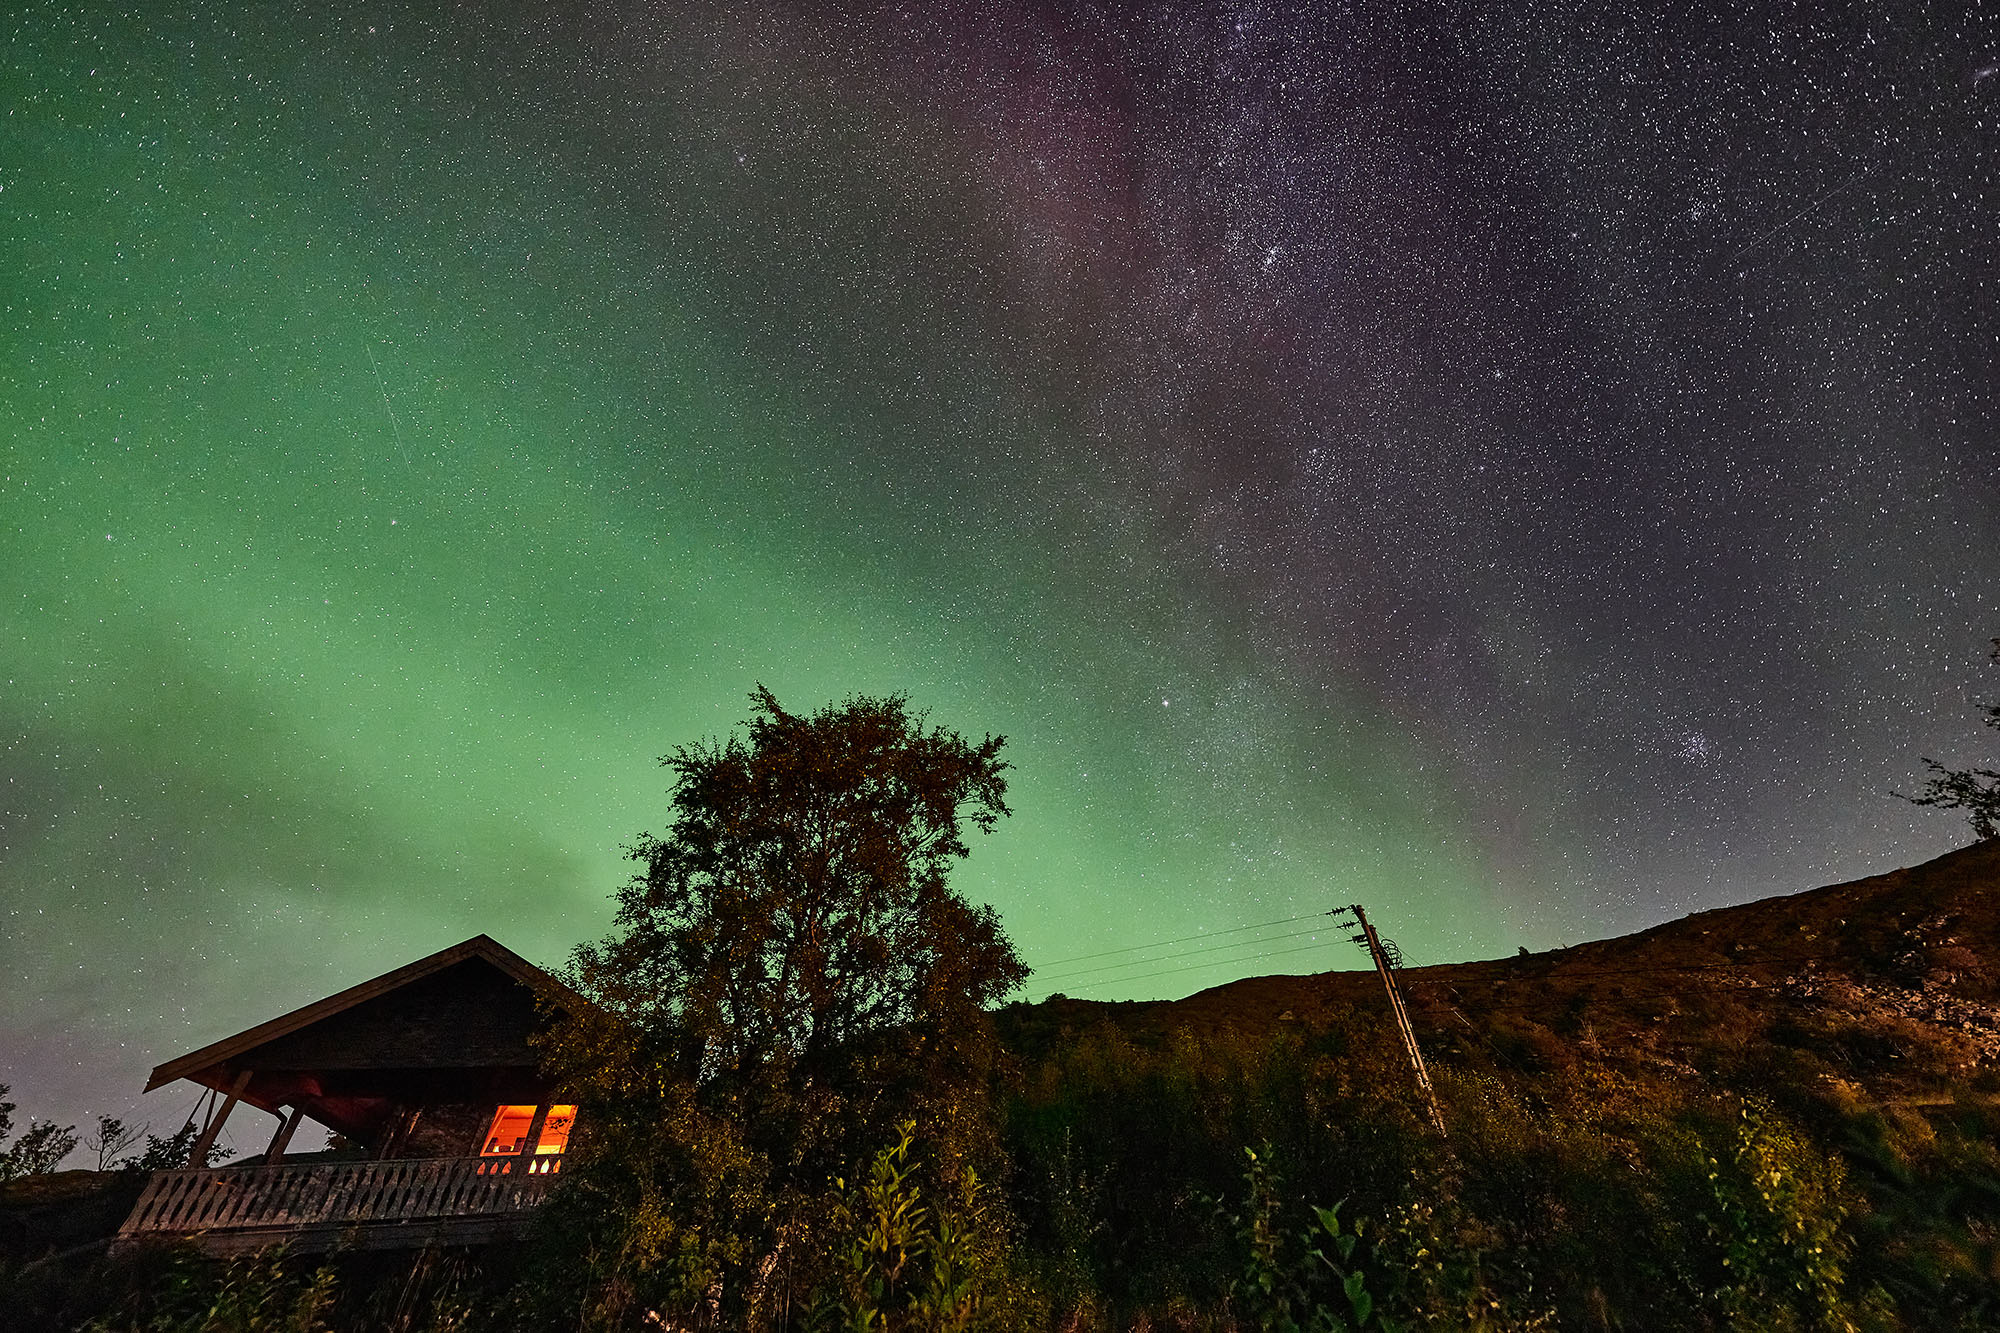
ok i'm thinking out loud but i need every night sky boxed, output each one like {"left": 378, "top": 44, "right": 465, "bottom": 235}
{"left": 4, "top": 2, "right": 1997, "bottom": 1150}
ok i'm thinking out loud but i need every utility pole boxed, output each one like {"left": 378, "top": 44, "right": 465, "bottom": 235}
{"left": 1331, "top": 904, "right": 1446, "bottom": 1137}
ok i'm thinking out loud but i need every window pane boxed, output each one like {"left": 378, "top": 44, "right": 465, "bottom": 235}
{"left": 480, "top": 1105, "right": 536, "bottom": 1156}
{"left": 535, "top": 1105, "right": 577, "bottom": 1155}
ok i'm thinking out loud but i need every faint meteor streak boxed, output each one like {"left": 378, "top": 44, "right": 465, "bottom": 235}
{"left": 1727, "top": 62, "right": 1994, "bottom": 274}
{"left": 1726, "top": 168, "right": 1874, "bottom": 269}
{"left": 365, "top": 343, "right": 413, "bottom": 467}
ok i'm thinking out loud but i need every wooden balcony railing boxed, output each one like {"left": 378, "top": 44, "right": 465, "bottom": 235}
{"left": 119, "top": 1155, "right": 561, "bottom": 1250}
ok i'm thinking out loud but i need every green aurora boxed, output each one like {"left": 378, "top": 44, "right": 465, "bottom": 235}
{"left": 6, "top": 3, "right": 1994, "bottom": 1141}
{"left": 3, "top": 8, "right": 1506, "bottom": 1137}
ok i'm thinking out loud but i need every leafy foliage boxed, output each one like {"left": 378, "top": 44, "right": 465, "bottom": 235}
{"left": 997, "top": 1008, "right": 1902, "bottom": 1330}
{"left": 0, "top": 1085, "right": 79, "bottom": 1181}
{"left": 128, "top": 1122, "right": 235, "bottom": 1171}
{"left": 533, "top": 688, "right": 1027, "bottom": 1329}
{"left": 1697, "top": 1103, "right": 1889, "bottom": 1333}
{"left": 1, "top": 1121, "right": 78, "bottom": 1179}
{"left": 1220, "top": 1146, "right": 1390, "bottom": 1333}
{"left": 1902, "top": 761, "right": 2000, "bottom": 841}
{"left": 572, "top": 685, "right": 1022, "bottom": 1084}
{"left": 82, "top": 1249, "right": 340, "bottom": 1333}
{"left": 70, "top": 1246, "right": 485, "bottom": 1333}
{"left": 812, "top": 1121, "right": 1028, "bottom": 1333}
{"left": 1899, "top": 638, "right": 2000, "bottom": 841}
{"left": 998, "top": 1016, "right": 1431, "bottom": 1318}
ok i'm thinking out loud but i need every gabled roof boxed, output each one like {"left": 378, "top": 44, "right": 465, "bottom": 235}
{"left": 145, "top": 934, "right": 586, "bottom": 1093}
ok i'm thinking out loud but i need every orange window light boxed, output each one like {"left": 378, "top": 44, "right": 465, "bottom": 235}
{"left": 535, "top": 1106, "right": 577, "bottom": 1155}
{"left": 480, "top": 1105, "right": 537, "bottom": 1156}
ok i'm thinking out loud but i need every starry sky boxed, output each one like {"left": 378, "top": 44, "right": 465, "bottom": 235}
{"left": 4, "top": 1, "right": 1997, "bottom": 1148}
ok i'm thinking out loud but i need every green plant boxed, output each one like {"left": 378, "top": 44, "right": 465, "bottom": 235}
{"left": 1221, "top": 1145, "right": 1392, "bottom": 1333}
{"left": 814, "top": 1121, "right": 1022, "bottom": 1333}
{"left": 1, "top": 1120, "right": 80, "bottom": 1180}
{"left": 83, "top": 1248, "right": 339, "bottom": 1333}
{"left": 1699, "top": 1101, "right": 1870, "bottom": 1332}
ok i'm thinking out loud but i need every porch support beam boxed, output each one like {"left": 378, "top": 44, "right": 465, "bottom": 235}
{"left": 264, "top": 1105, "right": 306, "bottom": 1164}
{"left": 189, "top": 1068, "right": 252, "bottom": 1167}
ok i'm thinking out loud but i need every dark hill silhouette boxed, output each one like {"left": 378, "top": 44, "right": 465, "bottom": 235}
{"left": 1007, "top": 839, "right": 2000, "bottom": 1105}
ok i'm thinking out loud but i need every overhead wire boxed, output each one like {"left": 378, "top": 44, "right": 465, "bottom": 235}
{"left": 1049, "top": 943, "right": 1814, "bottom": 1006}
{"left": 1032, "top": 922, "right": 1338, "bottom": 986}
{"left": 1036, "top": 911, "right": 1331, "bottom": 969}
{"left": 1033, "top": 906, "right": 1875, "bottom": 1001}
{"left": 1054, "top": 940, "right": 1343, "bottom": 991}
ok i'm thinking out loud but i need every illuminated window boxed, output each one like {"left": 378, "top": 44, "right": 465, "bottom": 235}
{"left": 535, "top": 1105, "right": 577, "bottom": 1156}
{"left": 480, "top": 1105, "right": 537, "bottom": 1156}
{"left": 480, "top": 1104, "right": 579, "bottom": 1158}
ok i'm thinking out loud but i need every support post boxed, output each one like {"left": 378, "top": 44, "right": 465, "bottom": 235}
{"left": 515, "top": 1104, "right": 552, "bottom": 1173}
{"left": 1340, "top": 905, "right": 1447, "bottom": 1137}
{"left": 188, "top": 1069, "right": 252, "bottom": 1167}
{"left": 376, "top": 1104, "right": 424, "bottom": 1160}
{"left": 264, "top": 1105, "right": 306, "bottom": 1164}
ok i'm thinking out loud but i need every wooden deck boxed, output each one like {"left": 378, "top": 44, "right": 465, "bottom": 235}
{"left": 117, "top": 1156, "right": 561, "bottom": 1254}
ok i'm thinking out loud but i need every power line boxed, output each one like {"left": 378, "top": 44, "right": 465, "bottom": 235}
{"left": 1037, "top": 911, "right": 1331, "bottom": 970}
{"left": 1050, "top": 940, "right": 1339, "bottom": 993}
{"left": 1035, "top": 908, "right": 1864, "bottom": 1003}
{"left": 1033, "top": 923, "right": 1336, "bottom": 985}
{"left": 1052, "top": 948, "right": 1809, "bottom": 1003}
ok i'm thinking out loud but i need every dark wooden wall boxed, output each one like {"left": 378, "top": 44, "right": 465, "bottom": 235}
{"left": 238, "top": 959, "right": 549, "bottom": 1071}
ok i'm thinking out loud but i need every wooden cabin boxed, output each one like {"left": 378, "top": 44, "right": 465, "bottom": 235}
{"left": 118, "top": 935, "right": 587, "bottom": 1253}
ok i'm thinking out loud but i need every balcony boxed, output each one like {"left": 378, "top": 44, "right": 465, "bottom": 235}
{"left": 117, "top": 1155, "right": 561, "bottom": 1255}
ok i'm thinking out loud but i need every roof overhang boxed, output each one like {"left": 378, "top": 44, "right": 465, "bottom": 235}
{"left": 145, "top": 934, "right": 589, "bottom": 1098}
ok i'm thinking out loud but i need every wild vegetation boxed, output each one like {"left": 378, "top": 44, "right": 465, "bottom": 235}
{"left": 1897, "top": 638, "right": 2000, "bottom": 841}
{"left": 517, "top": 687, "right": 1029, "bottom": 1330}
{"left": 7, "top": 666, "right": 2000, "bottom": 1330}
{"left": 0, "top": 1084, "right": 81, "bottom": 1184}
{"left": 15, "top": 848, "right": 2000, "bottom": 1329}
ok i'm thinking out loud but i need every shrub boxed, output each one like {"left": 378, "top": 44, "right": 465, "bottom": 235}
{"left": 1218, "top": 1145, "right": 1389, "bottom": 1333}
{"left": 1699, "top": 1101, "right": 1878, "bottom": 1332}
{"left": 812, "top": 1121, "right": 1035, "bottom": 1333}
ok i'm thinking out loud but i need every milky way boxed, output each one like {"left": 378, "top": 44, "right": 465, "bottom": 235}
{"left": 3, "top": 2, "right": 1996, "bottom": 1145}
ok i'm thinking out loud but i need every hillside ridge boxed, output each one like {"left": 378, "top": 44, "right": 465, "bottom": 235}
{"left": 1010, "top": 839, "right": 2000, "bottom": 1101}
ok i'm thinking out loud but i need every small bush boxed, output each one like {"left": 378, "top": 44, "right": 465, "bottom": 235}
{"left": 812, "top": 1121, "right": 1037, "bottom": 1333}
